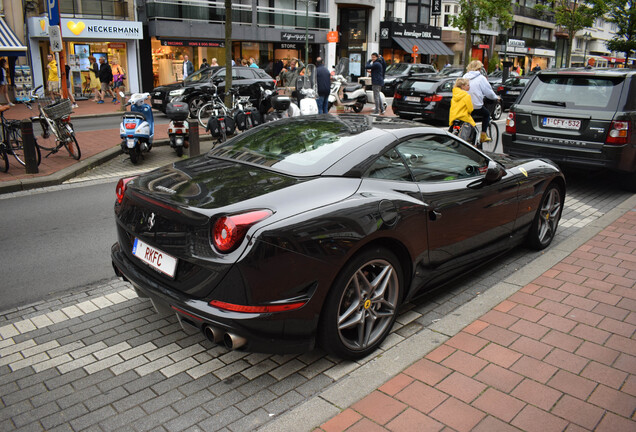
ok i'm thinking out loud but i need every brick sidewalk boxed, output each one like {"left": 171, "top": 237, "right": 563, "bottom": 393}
{"left": 318, "top": 209, "right": 636, "bottom": 432}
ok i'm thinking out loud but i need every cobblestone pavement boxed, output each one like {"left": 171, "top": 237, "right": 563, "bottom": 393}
{"left": 1, "top": 138, "right": 634, "bottom": 431}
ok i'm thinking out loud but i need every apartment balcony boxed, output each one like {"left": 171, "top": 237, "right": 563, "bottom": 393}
{"left": 145, "top": 0, "right": 329, "bottom": 31}
{"left": 37, "top": 0, "right": 130, "bottom": 20}
{"left": 512, "top": 4, "right": 555, "bottom": 24}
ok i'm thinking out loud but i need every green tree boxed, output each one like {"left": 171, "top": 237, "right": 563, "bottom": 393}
{"left": 596, "top": 0, "right": 636, "bottom": 63}
{"left": 450, "top": 0, "right": 513, "bottom": 70}
{"left": 537, "top": 0, "right": 603, "bottom": 67}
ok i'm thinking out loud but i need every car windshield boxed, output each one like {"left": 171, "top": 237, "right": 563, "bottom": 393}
{"left": 504, "top": 77, "right": 529, "bottom": 87}
{"left": 184, "top": 67, "right": 217, "bottom": 84}
{"left": 401, "top": 80, "right": 438, "bottom": 92}
{"left": 528, "top": 75, "right": 624, "bottom": 110}
{"left": 386, "top": 64, "right": 409, "bottom": 75}
{"left": 207, "top": 116, "right": 370, "bottom": 175}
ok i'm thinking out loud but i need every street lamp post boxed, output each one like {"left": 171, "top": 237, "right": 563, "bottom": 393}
{"left": 299, "top": 0, "right": 317, "bottom": 66}
{"left": 582, "top": 32, "right": 592, "bottom": 66}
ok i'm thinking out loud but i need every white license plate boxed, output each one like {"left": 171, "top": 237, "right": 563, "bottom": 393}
{"left": 132, "top": 238, "right": 178, "bottom": 278}
{"left": 405, "top": 96, "right": 420, "bottom": 102}
{"left": 542, "top": 117, "right": 581, "bottom": 130}
{"left": 153, "top": 99, "right": 162, "bottom": 105}
{"left": 126, "top": 138, "right": 136, "bottom": 148}
{"left": 507, "top": 90, "right": 520, "bottom": 95}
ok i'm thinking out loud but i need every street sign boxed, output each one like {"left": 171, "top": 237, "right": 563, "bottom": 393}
{"left": 413, "top": 45, "right": 418, "bottom": 53}
{"left": 47, "top": 0, "right": 60, "bottom": 26}
{"left": 49, "top": 25, "right": 63, "bottom": 52}
{"left": 327, "top": 31, "right": 339, "bottom": 43}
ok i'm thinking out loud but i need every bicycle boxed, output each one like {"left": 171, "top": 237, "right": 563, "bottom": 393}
{"left": 473, "top": 98, "right": 501, "bottom": 153}
{"left": 0, "top": 104, "right": 42, "bottom": 169}
{"left": 196, "top": 86, "right": 235, "bottom": 143}
{"left": 25, "top": 85, "right": 81, "bottom": 160}
{"left": 0, "top": 134, "right": 7, "bottom": 173}
{"left": 449, "top": 118, "right": 499, "bottom": 153}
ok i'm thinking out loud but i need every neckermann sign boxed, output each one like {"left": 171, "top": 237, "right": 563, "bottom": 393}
{"left": 28, "top": 17, "right": 143, "bottom": 40}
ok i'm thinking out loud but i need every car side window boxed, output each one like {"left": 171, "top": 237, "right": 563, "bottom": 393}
{"left": 395, "top": 134, "right": 488, "bottom": 182}
{"left": 440, "top": 80, "right": 454, "bottom": 92}
{"left": 365, "top": 149, "right": 413, "bottom": 181}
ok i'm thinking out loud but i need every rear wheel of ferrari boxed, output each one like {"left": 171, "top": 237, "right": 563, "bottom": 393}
{"left": 527, "top": 183, "right": 563, "bottom": 250}
{"left": 320, "top": 247, "right": 403, "bottom": 360}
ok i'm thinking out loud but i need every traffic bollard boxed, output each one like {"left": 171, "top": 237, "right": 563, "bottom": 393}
{"left": 188, "top": 119, "right": 200, "bottom": 157}
{"left": 21, "top": 119, "right": 39, "bottom": 174}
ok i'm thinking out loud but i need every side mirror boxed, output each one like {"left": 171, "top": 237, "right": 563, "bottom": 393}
{"left": 484, "top": 160, "right": 505, "bottom": 184}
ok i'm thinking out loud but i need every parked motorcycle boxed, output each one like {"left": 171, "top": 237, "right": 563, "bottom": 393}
{"left": 295, "top": 64, "right": 319, "bottom": 115}
{"left": 328, "top": 58, "right": 368, "bottom": 112}
{"left": 165, "top": 101, "right": 189, "bottom": 157}
{"left": 119, "top": 92, "right": 154, "bottom": 164}
{"left": 258, "top": 87, "right": 294, "bottom": 122}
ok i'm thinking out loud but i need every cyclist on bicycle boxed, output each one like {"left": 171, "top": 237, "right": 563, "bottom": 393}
{"left": 449, "top": 78, "right": 477, "bottom": 144}
{"left": 463, "top": 60, "right": 498, "bottom": 144}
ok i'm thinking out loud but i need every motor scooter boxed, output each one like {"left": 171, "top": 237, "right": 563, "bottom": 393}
{"left": 328, "top": 58, "right": 367, "bottom": 112}
{"left": 119, "top": 92, "right": 154, "bottom": 164}
{"left": 295, "top": 64, "right": 319, "bottom": 115}
{"left": 165, "top": 101, "right": 189, "bottom": 157}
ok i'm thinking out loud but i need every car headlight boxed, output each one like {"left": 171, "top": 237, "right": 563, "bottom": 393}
{"left": 169, "top": 88, "right": 185, "bottom": 97}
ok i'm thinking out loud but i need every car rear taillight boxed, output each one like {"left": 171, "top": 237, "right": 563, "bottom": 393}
{"left": 209, "top": 299, "right": 307, "bottom": 313}
{"left": 394, "top": 92, "right": 403, "bottom": 100}
{"left": 115, "top": 177, "right": 135, "bottom": 204}
{"left": 424, "top": 95, "right": 442, "bottom": 102}
{"left": 506, "top": 112, "right": 517, "bottom": 134}
{"left": 212, "top": 209, "right": 273, "bottom": 253}
{"left": 606, "top": 121, "right": 630, "bottom": 145}
{"left": 497, "top": 86, "right": 504, "bottom": 92}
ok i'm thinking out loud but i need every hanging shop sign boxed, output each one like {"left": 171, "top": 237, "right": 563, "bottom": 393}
{"left": 160, "top": 39, "right": 225, "bottom": 48}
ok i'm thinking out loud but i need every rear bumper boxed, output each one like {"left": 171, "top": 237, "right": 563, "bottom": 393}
{"left": 502, "top": 133, "right": 636, "bottom": 174}
{"left": 111, "top": 242, "right": 316, "bottom": 354}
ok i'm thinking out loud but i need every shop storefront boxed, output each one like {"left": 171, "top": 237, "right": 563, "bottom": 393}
{"left": 380, "top": 21, "right": 453, "bottom": 67}
{"left": 27, "top": 17, "right": 143, "bottom": 97}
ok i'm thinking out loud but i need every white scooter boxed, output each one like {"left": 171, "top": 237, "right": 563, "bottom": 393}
{"left": 293, "top": 63, "right": 319, "bottom": 116}
{"left": 328, "top": 58, "right": 367, "bottom": 112}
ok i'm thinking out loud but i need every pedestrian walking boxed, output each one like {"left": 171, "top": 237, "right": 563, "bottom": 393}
{"left": 64, "top": 64, "right": 78, "bottom": 108}
{"left": 365, "top": 53, "right": 385, "bottom": 114}
{"left": 210, "top": 58, "right": 219, "bottom": 67}
{"left": 200, "top": 58, "right": 209, "bottom": 69}
{"left": 97, "top": 56, "right": 114, "bottom": 104}
{"left": 0, "top": 58, "right": 13, "bottom": 106}
{"left": 182, "top": 55, "right": 194, "bottom": 80}
{"left": 46, "top": 54, "right": 60, "bottom": 99}
{"left": 111, "top": 58, "right": 125, "bottom": 105}
{"left": 88, "top": 56, "right": 101, "bottom": 102}
{"left": 315, "top": 58, "right": 330, "bottom": 114}
{"left": 249, "top": 57, "right": 259, "bottom": 68}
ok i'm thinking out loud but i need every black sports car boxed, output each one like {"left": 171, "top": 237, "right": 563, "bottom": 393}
{"left": 111, "top": 115, "right": 565, "bottom": 359}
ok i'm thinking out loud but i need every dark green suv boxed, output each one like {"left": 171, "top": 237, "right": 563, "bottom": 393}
{"left": 502, "top": 68, "right": 636, "bottom": 189}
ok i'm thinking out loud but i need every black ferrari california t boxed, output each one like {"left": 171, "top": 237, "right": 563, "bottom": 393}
{"left": 111, "top": 114, "right": 565, "bottom": 359}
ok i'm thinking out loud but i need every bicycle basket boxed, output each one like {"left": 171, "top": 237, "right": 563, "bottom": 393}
{"left": 42, "top": 99, "right": 73, "bottom": 120}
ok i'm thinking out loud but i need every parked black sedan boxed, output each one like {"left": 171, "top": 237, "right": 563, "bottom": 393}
{"left": 151, "top": 66, "right": 276, "bottom": 117}
{"left": 497, "top": 76, "right": 532, "bottom": 110}
{"left": 382, "top": 63, "right": 437, "bottom": 96}
{"left": 393, "top": 75, "right": 503, "bottom": 123}
{"left": 112, "top": 114, "right": 565, "bottom": 359}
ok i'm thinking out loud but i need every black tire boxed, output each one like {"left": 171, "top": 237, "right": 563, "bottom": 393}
{"left": 352, "top": 102, "right": 364, "bottom": 113}
{"left": 175, "top": 146, "right": 183, "bottom": 157}
{"left": 33, "top": 117, "right": 57, "bottom": 152}
{"left": 398, "top": 114, "right": 415, "bottom": 120}
{"left": 63, "top": 132, "right": 81, "bottom": 160}
{"left": 189, "top": 97, "right": 207, "bottom": 119}
{"left": 526, "top": 183, "right": 563, "bottom": 250}
{"left": 8, "top": 127, "right": 42, "bottom": 167}
{"left": 129, "top": 147, "right": 140, "bottom": 164}
{"left": 328, "top": 102, "right": 333, "bottom": 112}
{"left": 0, "top": 145, "right": 8, "bottom": 173}
{"left": 480, "top": 123, "right": 500, "bottom": 153}
{"left": 319, "top": 247, "right": 403, "bottom": 359}
{"left": 491, "top": 102, "right": 503, "bottom": 121}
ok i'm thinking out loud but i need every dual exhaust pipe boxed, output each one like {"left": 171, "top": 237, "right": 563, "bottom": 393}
{"left": 203, "top": 326, "right": 247, "bottom": 350}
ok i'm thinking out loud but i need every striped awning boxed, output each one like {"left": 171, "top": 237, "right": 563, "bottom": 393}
{"left": 0, "top": 17, "right": 27, "bottom": 56}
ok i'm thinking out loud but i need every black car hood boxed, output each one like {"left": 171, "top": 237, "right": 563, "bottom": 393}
{"left": 154, "top": 82, "right": 182, "bottom": 93}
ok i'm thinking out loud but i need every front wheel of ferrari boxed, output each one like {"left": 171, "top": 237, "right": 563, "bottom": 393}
{"left": 526, "top": 183, "right": 563, "bottom": 250}
{"left": 320, "top": 247, "right": 403, "bottom": 360}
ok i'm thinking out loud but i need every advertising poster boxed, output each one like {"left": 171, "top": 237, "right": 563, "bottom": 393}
{"left": 74, "top": 44, "right": 90, "bottom": 71}
{"left": 349, "top": 53, "right": 361, "bottom": 77}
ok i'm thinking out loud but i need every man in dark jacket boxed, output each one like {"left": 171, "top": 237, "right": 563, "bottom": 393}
{"left": 315, "top": 58, "right": 331, "bottom": 114}
{"left": 98, "top": 56, "right": 115, "bottom": 104}
{"left": 365, "top": 53, "right": 385, "bottom": 114}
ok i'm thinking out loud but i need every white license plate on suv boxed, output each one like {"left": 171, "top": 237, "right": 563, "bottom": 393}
{"left": 405, "top": 96, "right": 420, "bottom": 102}
{"left": 132, "top": 238, "right": 178, "bottom": 278}
{"left": 542, "top": 117, "right": 581, "bottom": 130}
{"left": 153, "top": 99, "right": 162, "bottom": 105}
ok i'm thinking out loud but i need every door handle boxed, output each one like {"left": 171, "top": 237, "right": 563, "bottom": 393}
{"left": 429, "top": 210, "right": 442, "bottom": 221}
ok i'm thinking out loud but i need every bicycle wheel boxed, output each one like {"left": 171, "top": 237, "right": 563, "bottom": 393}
{"left": 482, "top": 122, "right": 500, "bottom": 153}
{"left": 197, "top": 103, "right": 214, "bottom": 128}
{"left": 33, "top": 117, "right": 58, "bottom": 152}
{"left": 0, "top": 144, "right": 8, "bottom": 173}
{"left": 8, "top": 126, "right": 42, "bottom": 167}
{"left": 63, "top": 132, "right": 81, "bottom": 160}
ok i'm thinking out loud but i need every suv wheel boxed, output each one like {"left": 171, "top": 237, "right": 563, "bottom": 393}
{"left": 188, "top": 97, "right": 207, "bottom": 118}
